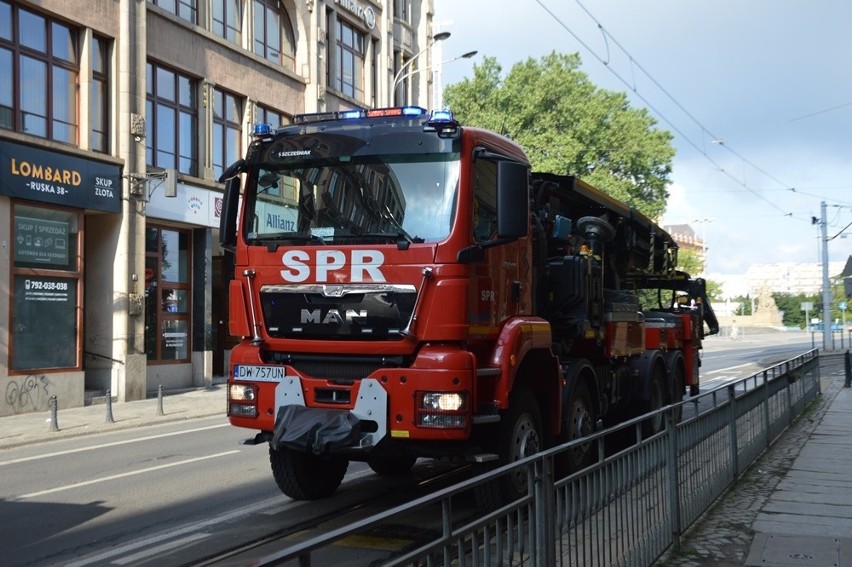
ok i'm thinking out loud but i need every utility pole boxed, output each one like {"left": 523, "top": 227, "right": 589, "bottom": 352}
{"left": 820, "top": 201, "right": 832, "bottom": 350}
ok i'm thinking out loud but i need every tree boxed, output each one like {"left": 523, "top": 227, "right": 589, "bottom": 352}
{"left": 772, "top": 292, "right": 819, "bottom": 329}
{"left": 443, "top": 52, "right": 675, "bottom": 219}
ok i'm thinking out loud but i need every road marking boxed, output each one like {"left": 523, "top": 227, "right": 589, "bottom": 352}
{"left": 0, "top": 423, "right": 231, "bottom": 467}
{"left": 64, "top": 495, "right": 300, "bottom": 567}
{"left": 112, "top": 532, "right": 211, "bottom": 565}
{"left": 17, "top": 450, "right": 240, "bottom": 499}
{"left": 703, "top": 362, "right": 754, "bottom": 376}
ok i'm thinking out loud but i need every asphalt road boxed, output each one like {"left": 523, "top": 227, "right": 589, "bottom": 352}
{"left": 0, "top": 331, "right": 817, "bottom": 566}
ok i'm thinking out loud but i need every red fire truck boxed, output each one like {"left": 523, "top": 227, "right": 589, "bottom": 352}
{"left": 218, "top": 107, "right": 718, "bottom": 501}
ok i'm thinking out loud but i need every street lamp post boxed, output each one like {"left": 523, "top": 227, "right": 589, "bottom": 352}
{"left": 692, "top": 218, "right": 712, "bottom": 276}
{"left": 392, "top": 31, "right": 450, "bottom": 106}
{"left": 395, "top": 50, "right": 477, "bottom": 105}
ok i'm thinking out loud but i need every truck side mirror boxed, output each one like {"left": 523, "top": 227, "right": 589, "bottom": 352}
{"left": 218, "top": 160, "right": 244, "bottom": 251}
{"left": 219, "top": 176, "right": 240, "bottom": 251}
{"left": 496, "top": 160, "right": 529, "bottom": 239}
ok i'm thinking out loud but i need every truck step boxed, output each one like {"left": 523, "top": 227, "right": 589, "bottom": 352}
{"left": 470, "top": 453, "right": 499, "bottom": 463}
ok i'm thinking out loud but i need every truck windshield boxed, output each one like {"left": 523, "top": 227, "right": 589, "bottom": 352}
{"left": 245, "top": 153, "right": 460, "bottom": 245}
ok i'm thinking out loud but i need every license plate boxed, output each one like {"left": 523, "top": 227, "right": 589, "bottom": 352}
{"left": 233, "top": 365, "right": 286, "bottom": 381}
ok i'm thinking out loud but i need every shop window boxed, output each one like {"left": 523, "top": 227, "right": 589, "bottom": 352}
{"left": 146, "top": 61, "right": 198, "bottom": 176}
{"left": 0, "top": 2, "right": 81, "bottom": 144}
{"left": 145, "top": 226, "right": 192, "bottom": 362}
{"left": 10, "top": 204, "right": 82, "bottom": 371}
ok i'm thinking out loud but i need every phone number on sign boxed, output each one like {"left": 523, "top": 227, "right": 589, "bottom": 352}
{"left": 25, "top": 280, "right": 69, "bottom": 291}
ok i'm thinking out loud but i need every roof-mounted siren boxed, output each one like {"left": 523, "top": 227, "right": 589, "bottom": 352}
{"left": 425, "top": 108, "right": 459, "bottom": 137}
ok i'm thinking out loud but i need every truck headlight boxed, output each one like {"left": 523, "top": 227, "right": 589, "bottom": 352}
{"left": 421, "top": 392, "right": 465, "bottom": 411}
{"left": 416, "top": 391, "right": 468, "bottom": 429}
{"left": 229, "top": 383, "right": 257, "bottom": 401}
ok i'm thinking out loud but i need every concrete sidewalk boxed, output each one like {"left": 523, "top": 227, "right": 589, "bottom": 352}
{"left": 666, "top": 351, "right": 852, "bottom": 567}
{"left": 0, "top": 384, "right": 227, "bottom": 450}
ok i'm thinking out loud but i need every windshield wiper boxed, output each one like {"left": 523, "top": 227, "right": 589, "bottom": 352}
{"left": 249, "top": 232, "right": 328, "bottom": 250}
{"left": 336, "top": 232, "right": 424, "bottom": 247}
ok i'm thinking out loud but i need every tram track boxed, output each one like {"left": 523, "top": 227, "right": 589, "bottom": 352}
{"left": 184, "top": 460, "right": 474, "bottom": 566}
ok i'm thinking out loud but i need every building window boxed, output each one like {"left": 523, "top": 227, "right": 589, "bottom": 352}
{"left": 145, "top": 226, "right": 192, "bottom": 363}
{"left": 253, "top": 0, "right": 295, "bottom": 70}
{"left": 257, "top": 104, "right": 289, "bottom": 130}
{"left": 11, "top": 204, "right": 82, "bottom": 371}
{"left": 0, "top": 1, "right": 80, "bottom": 144}
{"left": 148, "top": 0, "right": 197, "bottom": 24}
{"left": 212, "top": 88, "right": 242, "bottom": 180}
{"left": 394, "top": 0, "right": 409, "bottom": 23}
{"left": 91, "top": 35, "right": 108, "bottom": 153}
{"left": 335, "top": 18, "right": 365, "bottom": 100}
{"left": 213, "top": 0, "right": 242, "bottom": 44}
{"left": 146, "top": 61, "right": 198, "bottom": 176}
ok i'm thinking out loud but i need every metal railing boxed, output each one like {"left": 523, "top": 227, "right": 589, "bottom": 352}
{"left": 256, "top": 349, "right": 821, "bottom": 566}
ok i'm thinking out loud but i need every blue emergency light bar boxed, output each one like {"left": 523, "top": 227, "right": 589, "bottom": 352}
{"left": 253, "top": 123, "right": 272, "bottom": 136}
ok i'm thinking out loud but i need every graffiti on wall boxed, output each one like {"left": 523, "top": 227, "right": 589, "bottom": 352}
{"left": 5, "top": 375, "right": 53, "bottom": 414}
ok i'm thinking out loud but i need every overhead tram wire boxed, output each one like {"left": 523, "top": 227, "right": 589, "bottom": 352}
{"left": 534, "top": 0, "right": 820, "bottom": 221}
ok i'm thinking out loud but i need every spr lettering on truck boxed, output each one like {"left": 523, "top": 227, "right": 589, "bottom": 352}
{"left": 280, "top": 249, "right": 386, "bottom": 282}
{"left": 218, "top": 106, "right": 718, "bottom": 504}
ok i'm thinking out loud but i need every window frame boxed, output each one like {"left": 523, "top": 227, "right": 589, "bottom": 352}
{"left": 0, "top": 2, "right": 80, "bottom": 145}
{"left": 146, "top": 61, "right": 198, "bottom": 176}
{"left": 213, "top": 0, "right": 242, "bottom": 44}
{"left": 90, "top": 34, "right": 108, "bottom": 153}
{"left": 144, "top": 225, "right": 193, "bottom": 364}
{"left": 10, "top": 202, "right": 83, "bottom": 373}
{"left": 148, "top": 0, "right": 198, "bottom": 24}
{"left": 253, "top": 0, "right": 295, "bottom": 71}
{"left": 212, "top": 87, "right": 243, "bottom": 181}
{"left": 335, "top": 17, "right": 365, "bottom": 101}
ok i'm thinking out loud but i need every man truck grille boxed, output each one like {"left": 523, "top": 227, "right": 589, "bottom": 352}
{"left": 260, "top": 284, "right": 416, "bottom": 340}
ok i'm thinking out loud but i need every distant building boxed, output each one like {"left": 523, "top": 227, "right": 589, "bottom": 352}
{"left": 664, "top": 224, "right": 705, "bottom": 272}
{"left": 745, "top": 262, "right": 845, "bottom": 295}
{"left": 711, "top": 261, "right": 846, "bottom": 300}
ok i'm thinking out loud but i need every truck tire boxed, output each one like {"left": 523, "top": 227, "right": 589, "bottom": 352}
{"left": 474, "top": 388, "right": 543, "bottom": 508}
{"left": 367, "top": 455, "right": 417, "bottom": 476}
{"left": 560, "top": 381, "right": 596, "bottom": 474}
{"left": 269, "top": 445, "right": 348, "bottom": 500}
{"left": 642, "top": 364, "right": 667, "bottom": 437}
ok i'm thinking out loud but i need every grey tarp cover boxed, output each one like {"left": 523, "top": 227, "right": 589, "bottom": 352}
{"left": 271, "top": 405, "right": 362, "bottom": 454}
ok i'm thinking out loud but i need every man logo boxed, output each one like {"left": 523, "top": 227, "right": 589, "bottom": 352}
{"left": 301, "top": 309, "right": 367, "bottom": 324}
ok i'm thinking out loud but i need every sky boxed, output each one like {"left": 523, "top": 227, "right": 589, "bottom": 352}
{"left": 432, "top": 0, "right": 852, "bottom": 278}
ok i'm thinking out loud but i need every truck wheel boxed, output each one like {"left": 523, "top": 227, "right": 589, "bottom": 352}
{"left": 474, "top": 388, "right": 542, "bottom": 508}
{"left": 367, "top": 455, "right": 417, "bottom": 476}
{"left": 269, "top": 445, "right": 348, "bottom": 500}
{"left": 560, "top": 381, "right": 596, "bottom": 474}
{"left": 642, "top": 365, "right": 667, "bottom": 437}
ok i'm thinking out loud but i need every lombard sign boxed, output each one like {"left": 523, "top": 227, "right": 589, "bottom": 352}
{"left": 335, "top": 0, "right": 376, "bottom": 29}
{"left": 0, "top": 140, "right": 121, "bottom": 213}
